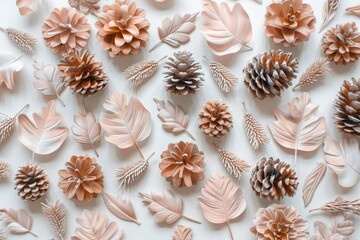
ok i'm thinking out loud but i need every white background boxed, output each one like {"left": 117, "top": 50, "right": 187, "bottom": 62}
{"left": 0, "top": 0, "right": 359, "bottom": 239}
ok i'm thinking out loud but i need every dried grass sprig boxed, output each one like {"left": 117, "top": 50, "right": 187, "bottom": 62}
{"left": 310, "top": 197, "right": 360, "bottom": 215}
{"left": 0, "top": 27, "right": 37, "bottom": 54}
{"left": 0, "top": 162, "right": 9, "bottom": 180}
{"left": 41, "top": 200, "right": 66, "bottom": 240}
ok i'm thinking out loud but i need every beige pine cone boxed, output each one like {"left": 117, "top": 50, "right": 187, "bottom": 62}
{"left": 96, "top": 0, "right": 150, "bottom": 57}
{"left": 250, "top": 157, "right": 298, "bottom": 201}
{"left": 335, "top": 78, "right": 360, "bottom": 137}
{"left": 198, "top": 99, "right": 233, "bottom": 138}
{"left": 322, "top": 22, "right": 360, "bottom": 65}
{"left": 14, "top": 163, "right": 49, "bottom": 201}
{"left": 243, "top": 49, "right": 298, "bottom": 100}
{"left": 42, "top": 7, "right": 90, "bottom": 54}
{"left": 265, "top": 0, "right": 316, "bottom": 47}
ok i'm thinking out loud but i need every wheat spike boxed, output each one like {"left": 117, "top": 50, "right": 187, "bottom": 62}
{"left": 243, "top": 103, "right": 269, "bottom": 150}
{"left": 203, "top": 56, "right": 238, "bottom": 93}
{"left": 0, "top": 162, "right": 9, "bottom": 180}
{"left": 0, "top": 104, "right": 29, "bottom": 145}
{"left": 41, "top": 200, "right": 66, "bottom": 240}
{"left": 0, "top": 27, "right": 37, "bottom": 54}
{"left": 116, "top": 153, "right": 155, "bottom": 188}
{"left": 293, "top": 58, "right": 330, "bottom": 91}
{"left": 310, "top": 197, "right": 360, "bottom": 215}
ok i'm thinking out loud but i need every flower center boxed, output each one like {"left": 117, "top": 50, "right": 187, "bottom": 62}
{"left": 282, "top": 5, "right": 300, "bottom": 29}
{"left": 117, "top": 15, "right": 132, "bottom": 26}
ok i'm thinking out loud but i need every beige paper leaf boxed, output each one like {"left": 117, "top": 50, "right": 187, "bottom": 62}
{"left": 103, "top": 192, "right": 140, "bottom": 225}
{"left": 302, "top": 162, "right": 327, "bottom": 207}
{"left": 41, "top": 200, "right": 66, "bottom": 240}
{"left": 324, "top": 137, "right": 360, "bottom": 188}
{"left": 198, "top": 173, "right": 246, "bottom": 240}
{"left": 153, "top": 98, "right": 194, "bottom": 140}
{"left": 68, "top": 0, "right": 100, "bottom": 15}
{"left": 18, "top": 100, "right": 69, "bottom": 160}
{"left": 0, "top": 51, "right": 23, "bottom": 90}
{"left": 346, "top": 5, "right": 360, "bottom": 17}
{"left": 319, "top": 0, "right": 340, "bottom": 32}
{"left": 0, "top": 208, "right": 37, "bottom": 237}
{"left": 173, "top": 225, "right": 192, "bottom": 240}
{"left": 269, "top": 92, "right": 326, "bottom": 164}
{"left": 16, "top": 0, "right": 37, "bottom": 15}
{"left": 150, "top": 12, "right": 199, "bottom": 52}
{"left": 310, "top": 196, "right": 360, "bottom": 216}
{"left": 139, "top": 190, "right": 201, "bottom": 225}
{"left": 72, "top": 103, "right": 101, "bottom": 157}
{"left": 0, "top": 27, "right": 37, "bottom": 54}
{"left": 201, "top": 0, "right": 252, "bottom": 56}
{"left": 0, "top": 161, "right": 9, "bottom": 180}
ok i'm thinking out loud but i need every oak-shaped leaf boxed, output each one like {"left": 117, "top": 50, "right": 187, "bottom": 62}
{"left": 0, "top": 51, "right": 23, "bottom": 90}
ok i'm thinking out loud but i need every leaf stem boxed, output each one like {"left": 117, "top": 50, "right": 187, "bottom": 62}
{"left": 14, "top": 104, "right": 30, "bottom": 118}
{"left": 135, "top": 141, "right": 145, "bottom": 159}
{"left": 185, "top": 130, "right": 196, "bottom": 141}
{"left": 292, "top": 83, "right": 301, "bottom": 91}
{"left": 181, "top": 215, "right": 201, "bottom": 224}
{"left": 242, "top": 102, "right": 248, "bottom": 113}
{"left": 242, "top": 44, "right": 253, "bottom": 51}
{"left": 157, "top": 55, "right": 167, "bottom": 63}
{"left": 29, "top": 230, "right": 38, "bottom": 238}
{"left": 226, "top": 221, "right": 234, "bottom": 240}
{"left": 149, "top": 41, "right": 163, "bottom": 53}
{"left": 202, "top": 56, "right": 211, "bottom": 65}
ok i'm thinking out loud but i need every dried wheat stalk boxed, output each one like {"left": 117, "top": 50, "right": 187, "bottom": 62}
{"left": 0, "top": 162, "right": 9, "bottom": 180}
{"left": 310, "top": 197, "right": 360, "bottom": 216}
{"left": 0, "top": 27, "right": 37, "bottom": 54}
{"left": 41, "top": 200, "right": 66, "bottom": 240}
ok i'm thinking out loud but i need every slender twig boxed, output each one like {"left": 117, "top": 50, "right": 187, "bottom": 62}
{"left": 226, "top": 221, "right": 234, "bottom": 240}
{"left": 181, "top": 215, "right": 202, "bottom": 224}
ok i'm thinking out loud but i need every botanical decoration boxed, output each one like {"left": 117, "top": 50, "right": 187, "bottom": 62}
{"left": 346, "top": 5, "right": 360, "bottom": 17}
{"left": 42, "top": 7, "right": 90, "bottom": 54}
{"left": 0, "top": 161, "right": 9, "bottom": 180}
{"left": 18, "top": 100, "right": 69, "bottom": 160}
{"left": 302, "top": 162, "right": 327, "bottom": 207}
{"left": 198, "top": 99, "right": 233, "bottom": 138}
{"left": 0, "top": 208, "right": 37, "bottom": 237}
{"left": 96, "top": 0, "right": 150, "bottom": 57}
{"left": 250, "top": 204, "right": 308, "bottom": 240}
{"left": 201, "top": 0, "right": 252, "bottom": 56}
{"left": 72, "top": 210, "right": 124, "bottom": 240}
{"left": 14, "top": 163, "right": 49, "bottom": 201}
{"left": 0, "top": 51, "right": 24, "bottom": 90}
{"left": 334, "top": 78, "right": 360, "bottom": 137}
{"left": 319, "top": 0, "right": 340, "bottom": 32}
{"left": 173, "top": 225, "right": 192, "bottom": 240}
{"left": 269, "top": 92, "right": 326, "bottom": 164}
{"left": 41, "top": 200, "right": 67, "bottom": 240}
{"left": 153, "top": 98, "right": 195, "bottom": 140}
{"left": 243, "top": 49, "right": 299, "bottom": 100}
{"left": 322, "top": 22, "right": 360, "bottom": 65}
{"left": 0, "top": 104, "right": 29, "bottom": 145}
{"left": 16, "top": 0, "right": 38, "bottom": 15}
{"left": 164, "top": 51, "right": 204, "bottom": 95}
{"left": 68, "top": 0, "right": 100, "bottom": 14}
{"left": 150, "top": 12, "right": 199, "bottom": 52}
{"left": 0, "top": 228, "right": 4, "bottom": 240}
{"left": 264, "top": 0, "right": 316, "bottom": 47}
{"left": 139, "top": 190, "right": 201, "bottom": 224}
{"left": 58, "top": 49, "right": 108, "bottom": 97}
{"left": 159, "top": 141, "right": 205, "bottom": 188}
{"left": 250, "top": 157, "right": 298, "bottom": 201}
{"left": 203, "top": 56, "right": 238, "bottom": 93}
{"left": 198, "top": 173, "right": 246, "bottom": 240}
{"left": 324, "top": 137, "right": 360, "bottom": 188}
{"left": 310, "top": 196, "right": 360, "bottom": 216}
{"left": 103, "top": 192, "right": 140, "bottom": 225}
{"left": 58, "top": 155, "right": 104, "bottom": 201}
{"left": 0, "top": 27, "right": 37, "bottom": 54}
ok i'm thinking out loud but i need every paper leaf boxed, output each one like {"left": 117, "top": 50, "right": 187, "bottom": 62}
{"left": 0, "top": 208, "right": 37, "bottom": 237}
{"left": 319, "top": 0, "right": 340, "bottom": 32}
{"left": 346, "top": 5, "right": 360, "bottom": 17}
{"left": 302, "top": 162, "right": 327, "bottom": 207}
{"left": 324, "top": 137, "right": 360, "bottom": 188}
{"left": 201, "top": 0, "right": 252, "bottom": 56}
{"left": 103, "top": 192, "right": 140, "bottom": 225}
{"left": 173, "top": 225, "right": 192, "bottom": 240}
{"left": 68, "top": 0, "right": 100, "bottom": 14}
{"left": 41, "top": 200, "right": 66, "bottom": 239}
{"left": 18, "top": 100, "right": 69, "bottom": 158}
{"left": 16, "top": 0, "right": 38, "bottom": 15}
{"left": 311, "top": 197, "right": 360, "bottom": 215}
{"left": 0, "top": 104, "right": 29, "bottom": 145}
{"left": 0, "top": 51, "right": 23, "bottom": 90}
{"left": 269, "top": 92, "right": 326, "bottom": 164}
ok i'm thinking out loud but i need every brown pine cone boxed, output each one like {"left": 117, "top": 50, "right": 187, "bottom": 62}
{"left": 58, "top": 155, "right": 104, "bottom": 201}
{"left": 159, "top": 141, "right": 205, "bottom": 188}
{"left": 42, "top": 7, "right": 90, "bottom": 54}
{"left": 243, "top": 49, "right": 298, "bottom": 100}
{"left": 58, "top": 50, "right": 108, "bottom": 97}
{"left": 335, "top": 78, "right": 360, "bottom": 137}
{"left": 250, "top": 157, "right": 298, "bottom": 201}
{"left": 164, "top": 51, "right": 204, "bottom": 95}
{"left": 95, "top": 0, "right": 150, "bottom": 57}
{"left": 14, "top": 163, "right": 49, "bottom": 201}
{"left": 198, "top": 99, "right": 233, "bottom": 138}
{"left": 322, "top": 22, "right": 360, "bottom": 65}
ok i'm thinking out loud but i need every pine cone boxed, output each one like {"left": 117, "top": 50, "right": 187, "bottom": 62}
{"left": 250, "top": 157, "right": 298, "bottom": 201}
{"left": 198, "top": 99, "right": 233, "bottom": 138}
{"left": 265, "top": 0, "right": 316, "bottom": 47}
{"left": 250, "top": 204, "right": 308, "bottom": 240}
{"left": 96, "top": 0, "right": 150, "bottom": 57}
{"left": 322, "top": 22, "right": 360, "bottom": 65}
{"left": 42, "top": 7, "right": 90, "bottom": 54}
{"left": 243, "top": 49, "right": 299, "bottom": 100}
{"left": 58, "top": 50, "right": 108, "bottom": 97}
{"left": 58, "top": 155, "right": 104, "bottom": 201}
{"left": 335, "top": 78, "right": 360, "bottom": 137}
{"left": 159, "top": 141, "right": 205, "bottom": 188}
{"left": 164, "top": 51, "right": 204, "bottom": 95}
{"left": 14, "top": 163, "right": 49, "bottom": 201}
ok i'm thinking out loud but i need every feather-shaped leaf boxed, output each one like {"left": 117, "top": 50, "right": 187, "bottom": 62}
{"left": 0, "top": 51, "right": 23, "bottom": 90}
{"left": 16, "top": 0, "right": 37, "bottom": 15}
{"left": 346, "top": 5, "right": 360, "bottom": 17}
{"left": 72, "top": 103, "right": 101, "bottom": 157}
{"left": 173, "top": 225, "right": 192, "bottom": 240}
{"left": 0, "top": 208, "right": 37, "bottom": 237}
{"left": 150, "top": 12, "right": 199, "bottom": 52}
{"left": 269, "top": 92, "right": 326, "bottom": 164}
{"left": 201, "top": 0, "right": 252, "bottom": 56}
{"left": 324, "top": 137, "right": 360, "bottom": 188}
{"left": 41, "top": 200, "right": 66, "bottom": 239}
{"left": 319, "top": 0, "right": 340, "bottom": 32}
{"left": 0, "top": 27, "right": 37, "bottom": 54}
{"left": 302, "top": 162, "right": 327, "bottom": 207}
{"left": 103, "top": 192, "right": 140, "bottom": 225}
{"left": 18, "top": 100, "right": 69, "bottom": 159}
{"left": 0, "top": 161, "right": 9, "bottom": 180}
